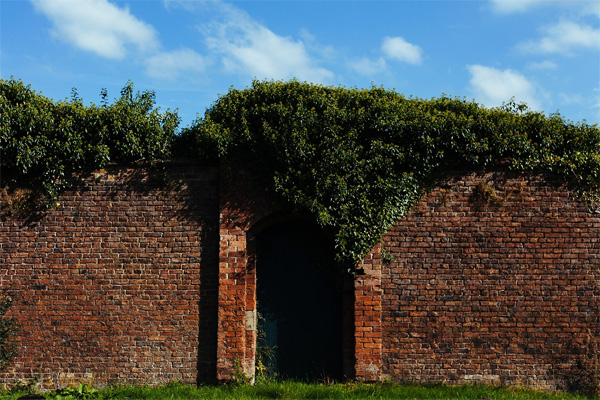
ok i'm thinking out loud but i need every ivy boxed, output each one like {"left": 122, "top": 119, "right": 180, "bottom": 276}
{"left": 2, "top": 78, "right": 598, "bottom": 269}
{"left": 1, "top": 77, "right": 180, "bottom": 204}
{"left": 186, "top": 80, "right": 600, "bottom": 268}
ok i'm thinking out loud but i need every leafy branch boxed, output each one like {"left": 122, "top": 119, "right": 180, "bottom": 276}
{"left": 1, "top": 77, "right": 180, "bottom": 205}
{"left": 186, "top": 80, "right": 599, "bottom": 268}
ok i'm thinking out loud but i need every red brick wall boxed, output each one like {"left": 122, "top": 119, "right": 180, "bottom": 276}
{"left": 379, "top": 172, "right": 600, "bottom": 390}
{"left": 1, "top": 167, "right": 598, "bottom": 391}
{"left": 0, "top": 164, "right": 219, "bottom": 389}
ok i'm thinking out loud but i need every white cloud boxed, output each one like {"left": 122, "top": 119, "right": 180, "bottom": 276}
{"left": 381, "top": 36, "right": 422, "bottom": 65}
{"left": 299, "top": 28, "right": 337, "bottom": 62}
{"left": 162, "top": 0, "right": 190, "bottom": 10}
{"left": 527, "top": 60, "right": 558, "bottom": 70}
{"left": 145, "top": 48, "right": 208, "bottom": 79}
{"left": 30, "top": 0, "right": 158, "bottom": 59}
{"left": 490, "top": 0, "right": 598, "bottom": 14}
{"left": 204, "top": 6, "right": 333, "bottom": 83}
{"left": 349, "top": 57, "right": 387, "bottom": 76}
{"left": 519, "top": 21, "right": 600, "bottom": 55}
{"left": 350, "top": 36, "right": 422, "bottom": 77}
{"left": 467, "top": 65, "right": 543, "bottom": 110}
{"left": 583, "top": 2, "right": 600, "bottom": 19}
{"left": 490, "top": 0, "right": 546, "bottom": 13}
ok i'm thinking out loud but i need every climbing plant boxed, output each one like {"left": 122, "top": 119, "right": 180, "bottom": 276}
{"left": 186, "top": 79, "right": 600, "bottom": 267}
{"left": 3, "top": 78, "right": 599, "bottom": 268}
{"left": 0, "top": 77, "right": 180, "bottom": 205}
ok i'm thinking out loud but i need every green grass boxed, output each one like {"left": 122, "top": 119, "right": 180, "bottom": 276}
{"left": 1, "top": 381, "right": 597, "bottom": 400}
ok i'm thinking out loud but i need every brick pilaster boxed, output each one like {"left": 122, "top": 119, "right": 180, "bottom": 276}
{"left": 354, "top": 243, "right": 383, "bottom": 381}
{"left": 216, "top": 222, "right": 254, "bottom": 380}
{"left": 215, "top": 163, "right": 274, "bottom": 382}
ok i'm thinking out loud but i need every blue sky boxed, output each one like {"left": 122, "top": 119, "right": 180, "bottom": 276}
{"left": 2, "top": 0, "right": 599, "bottom": 128}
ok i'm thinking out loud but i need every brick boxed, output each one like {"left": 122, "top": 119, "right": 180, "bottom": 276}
{"left": 379, "top": 172, "right": 600, "bottom": 391}
{"left": 0, "top": 164, "right": 219, "bottom": 389}
{"left": 2, "top": 167, "right": 598, "bottom": 392}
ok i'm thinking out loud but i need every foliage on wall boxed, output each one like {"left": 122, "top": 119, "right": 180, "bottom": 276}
{"left": 185, "top": 80, "right": 600, "bottom": 267}
{"left": 0, "top": 77, "right": 180, "bottom": 204}
{"left": 2, "top": 78, "right": 599, "bottom": 266}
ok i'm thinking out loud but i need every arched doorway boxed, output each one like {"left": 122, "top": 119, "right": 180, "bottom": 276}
{"left": 255, "top": 221, "right": 343, "bottom": 381}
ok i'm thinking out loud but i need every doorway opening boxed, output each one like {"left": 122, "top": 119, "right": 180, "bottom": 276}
{"left": 255, "top": 221, "right": 343, "bottom": 381}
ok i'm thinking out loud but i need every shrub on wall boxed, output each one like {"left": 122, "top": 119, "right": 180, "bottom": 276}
{"left": 186, "top": 80, "right": 600, "bottom": 267}
{"left": 0, "top": 78, "right": 180, "bottom": 204}
{"left": 2, "top": 78, "right": 599, "bottom": 267}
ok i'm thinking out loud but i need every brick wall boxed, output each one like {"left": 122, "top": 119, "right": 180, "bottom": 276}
{"left": 0, "top": 164, "right": 219, "bottom": 389}
{"left": 379, "top": 172, "right": 600, "bottom": 390}
{"left": 1, "top": 166, "right": 598, "bottom": 391}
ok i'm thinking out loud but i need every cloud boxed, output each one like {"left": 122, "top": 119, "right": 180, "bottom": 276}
{"left": 162, "top": 0, "right": 188, "bottom": 10}
{"left": 527, "top": 60, "right": 558, "bottom": 70}
{"left": 30, "top": 0, "right": 158, "bottom": 59}
{"left": 204, "top": 6, "right": 334, "bottom": 83}
{"left": 348, "top": 57, "right": 387, "bottom": 76}
{"left": 519, "top": 21, "right": 600, "bottom": 55}
{"left": 467, "top": 65, "right": 543, "bottom": 110}
{"left": 381, "top": 36, "right": 423, "bottom": 65}
{"left": 350, "top": 36, "right": 422, "bottom": 77}
{"left": 489, "top": 0, "right": 596, "bottom": 14}
{"left": 490, "top": 0, "right": 546, "bottom": 13}
{"left": 298, "top": 28, "right": 337, "bottom": 62}
{"left": 145, "top": 48, "right": 208, "bottom": 79}
{"left": 583, "top": 2, "right": 600, "bottom": 19}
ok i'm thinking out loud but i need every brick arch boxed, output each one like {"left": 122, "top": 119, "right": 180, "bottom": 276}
{"left": 216, "top": 162, "right": 384, "bottom": 382}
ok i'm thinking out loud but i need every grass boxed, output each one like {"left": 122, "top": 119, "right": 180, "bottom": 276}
{"left": 1, "top": 381, "right": 597, "bottom": 400}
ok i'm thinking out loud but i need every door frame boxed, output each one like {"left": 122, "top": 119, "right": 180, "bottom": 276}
{"left": 216, "top": 164, "right": 383, "bottom": 382}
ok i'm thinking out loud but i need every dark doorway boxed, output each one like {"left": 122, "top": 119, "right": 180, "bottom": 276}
{"left": 256, "top": 221, "right": 343, "bottom": 381}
